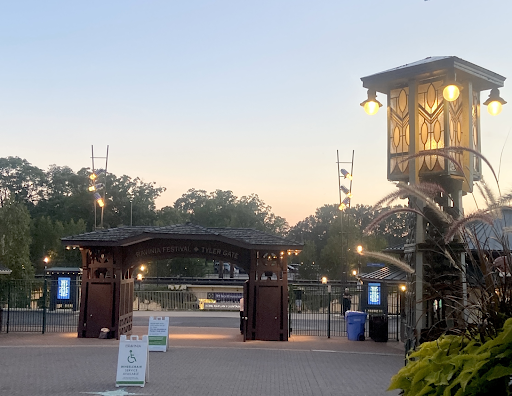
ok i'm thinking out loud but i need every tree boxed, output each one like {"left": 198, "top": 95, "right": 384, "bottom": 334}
{"left": 30, "top": 217, "right": 86, "bottom": 272}
{"left": 103, "top": 174, "right": 166, "bottom": 227}
{"left": 149, "top": 258, "right": 207, "bottom": 278}
{"left": 173, "top": 189, "right": 289, "bottom": 235}
{"left": 155, "top": 206, "right": 187, "bottom": 226}
{"left": 297, "top": 241, "right": 318, "bottom": 279}
{"left": 0, "top": 157, "right": 46, "bottom": 209}
{"left": 31, "top": 166, "right": 92, "bottom": 225}
{"left": 0, "top": 200, "right": 34, "bottom": 279}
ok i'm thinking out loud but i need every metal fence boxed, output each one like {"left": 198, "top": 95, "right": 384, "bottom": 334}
{"left": 134, "top": 290, "right": 200, "bottom": 311}
{"left": 0, "top": 279, "right": 81, "bottom": 333}
{"left": 289, "top": 283, "right": 402, "bottom": 340}
{"left": 1, "top": 278, "right": 402, "bottom": 340}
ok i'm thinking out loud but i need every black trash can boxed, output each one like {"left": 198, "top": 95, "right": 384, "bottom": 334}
{"left": 369, "top": 315, "right": 388, "bottom": 342}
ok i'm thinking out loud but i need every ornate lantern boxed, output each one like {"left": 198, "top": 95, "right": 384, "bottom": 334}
{"left": 361, "top": 56, "right": 506, "bottom": 194}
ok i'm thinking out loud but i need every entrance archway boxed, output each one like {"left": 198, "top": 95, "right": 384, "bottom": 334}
{"left": 62, "top": 224, "right": 302, "bottom": 341}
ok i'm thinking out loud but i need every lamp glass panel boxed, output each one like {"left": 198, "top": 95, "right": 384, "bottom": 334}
{"left": 448, "top": 98, "right": 464, "bottom": 175}
{"left": 418, "top": 81, "right": 445, "bottom": 173}
{"left": 389, "top": 87, "right": 409, "bottom": 179}
{"left": 472, "top": 91, "right": 481, "bottom": 176}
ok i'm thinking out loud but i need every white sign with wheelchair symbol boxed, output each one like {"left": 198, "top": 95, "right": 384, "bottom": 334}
{"left": 115, "top": 335, "right": 149, "bottom": 387}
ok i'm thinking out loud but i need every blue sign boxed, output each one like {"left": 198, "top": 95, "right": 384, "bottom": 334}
{"left": 57, "top": 277, "right": 71, "bottom": 300}
{"left": 368, "top": 282, "right": 381, "bottom": 305}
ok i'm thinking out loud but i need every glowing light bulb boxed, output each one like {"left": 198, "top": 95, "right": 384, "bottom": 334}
{"left": 363, "top": 100, "right": 380, "bottom": 115}
{"left": 443, "top": 85, "right": 460, "bottom": 102}
{"left": 487, "top": 101, "right": 503, "bottom": 116}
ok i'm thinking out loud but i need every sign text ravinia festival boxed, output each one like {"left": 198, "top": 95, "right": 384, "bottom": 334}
{"left": 135, "top": 245, "right": 240, "bottom": 260}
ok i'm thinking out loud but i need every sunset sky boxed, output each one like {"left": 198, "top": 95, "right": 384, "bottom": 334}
{"left": 1, "top": 1, "right": 511, "bottom": 225}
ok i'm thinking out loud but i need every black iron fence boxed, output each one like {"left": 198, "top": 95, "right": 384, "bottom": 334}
{"left": 289, "top": 283, "right": 403, "bottom": 341}
{"left": 0, "top": 278, "right": 403, "bottom": 340}
{"left": 0, "top": 279, "right": 81, "bottom": 333}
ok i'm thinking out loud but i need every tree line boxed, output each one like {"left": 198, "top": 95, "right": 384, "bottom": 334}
{"left": 0, "top": 156, "right": 407, "bottom": 279}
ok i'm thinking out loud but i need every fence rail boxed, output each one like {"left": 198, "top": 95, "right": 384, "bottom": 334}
{"left": 289, "top": 283, "right": 402, "bottom": 340}
{"left": 134, "top": 290, "right": 200, "bottom": 311}
{"left": 1, "top": 279, "right": 402, "bottom": 341}
{"left": 0, "top": 279, "right": 80, "bottom": 333}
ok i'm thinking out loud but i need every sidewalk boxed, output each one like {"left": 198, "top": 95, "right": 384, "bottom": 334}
{"left": 0, "top": 313, "right": 404, "bottom": 396}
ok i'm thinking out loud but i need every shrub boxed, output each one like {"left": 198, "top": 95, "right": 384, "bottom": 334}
{"left": 388, "top": 318, "right": 512, "bottom": 395}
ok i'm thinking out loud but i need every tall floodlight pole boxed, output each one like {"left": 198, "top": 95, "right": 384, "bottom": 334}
{"left": 89, "top": 145, "right": 109, "bottom": 230}
{"left": 337, "top": 150, "right": 354, "bottom": 284}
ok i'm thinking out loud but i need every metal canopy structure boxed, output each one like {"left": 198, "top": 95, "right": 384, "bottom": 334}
{"left": 361, "top": 56, "right": 506, "bottom": 94}
{"left": 62, "top": 224, "right": 303, "bottom": 341}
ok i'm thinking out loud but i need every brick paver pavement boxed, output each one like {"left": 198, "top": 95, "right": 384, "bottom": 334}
{"left": 0, "top": 318, "right": 404, "bottom": 396}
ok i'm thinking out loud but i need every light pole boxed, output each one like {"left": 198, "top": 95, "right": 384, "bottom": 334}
{"left": 337, "top": 150, "right": 354, "bottom": 284}
{"left": 357, "top": 245, "right": 363, "bottom": 275}
{"left": 89, "top": 145, "right": 109, "bottom": 229}
{"left": 359, "top": 56, "right": 506, "bottom": 343}
{"left": 321, "top": 276, "right": 331, "bottom": 338}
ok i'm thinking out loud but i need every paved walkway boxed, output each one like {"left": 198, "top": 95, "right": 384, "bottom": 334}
{"left": 0, "top": 312, "right": 405, "bottom": 396}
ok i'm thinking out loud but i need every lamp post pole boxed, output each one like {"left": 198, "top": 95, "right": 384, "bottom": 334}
{"left": 337, "top": 150, "right": 354, "bottom": 284}
{"left": 90, "top": 145, "right": 109, "bottom": 230}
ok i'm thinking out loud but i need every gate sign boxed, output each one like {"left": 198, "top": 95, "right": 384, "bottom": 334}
{"left": 368, "top": 282, "right": 381, "bottom": 305}
{"left": 116, "top": 335, "right": 149, "bottom": 387}
{"left": 57, "top": 277, "right": 71, "bottom": 300}
{"left": 148, "top": 316, "right": 169, "bottom": 352}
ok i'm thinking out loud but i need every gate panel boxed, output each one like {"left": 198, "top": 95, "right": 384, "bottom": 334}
{"left": 289, "top": 283, "right": 399, "bottom": 340}
{"left": 0, "top": 279, "right": 80, "bottom": 333}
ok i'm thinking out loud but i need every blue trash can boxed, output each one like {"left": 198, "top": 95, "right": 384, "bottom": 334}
{"left": 346, "top": 311, "right": 367, "bottom": 341}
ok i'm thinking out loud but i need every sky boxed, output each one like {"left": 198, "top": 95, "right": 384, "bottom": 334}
{"left": 1, "top": 0, "right": 512, "bottom": 226}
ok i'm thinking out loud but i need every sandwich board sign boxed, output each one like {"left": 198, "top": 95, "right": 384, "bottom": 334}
{"left": 115, "top": 335, "right": 149, "bottom": 387}
{"left": 148, "top": 316, "right": 169, "bottom": 352}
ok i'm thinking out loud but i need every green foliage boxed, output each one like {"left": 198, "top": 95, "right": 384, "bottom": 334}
{"left": 388, "top": 318, "right": 512, "bottom": 395}
{"left": 172, "top": 189, "right": 288, "bottom": 235}
{"left": 0, "top": 200, "right": 34, "bottom": 279}
{"left": 297, "top": 241, "right": 318, "bottom": 279}
{"left": 30, "top": 217, "right": 86, "bottom": 271}
{"left": 147, "top": 258, "right": 207, "bottom": 278}
{"left": 288, "top": 204, "right": 390, "bottom": 280}
{"left": 0, "top": 157, "right": 45, "bottom": 208}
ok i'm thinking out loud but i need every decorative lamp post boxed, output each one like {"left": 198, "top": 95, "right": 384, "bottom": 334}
{"left": 360, "top": 56, "right": 506, "bottom": 339}
{"left": 337, "top": 150, "right": 355, "bottom": 283}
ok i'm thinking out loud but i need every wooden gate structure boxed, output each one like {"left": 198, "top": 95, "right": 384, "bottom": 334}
{"left": 62, "top": 224, "right": 302, "bottom": 341}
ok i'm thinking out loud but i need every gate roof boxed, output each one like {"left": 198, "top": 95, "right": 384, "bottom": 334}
{"left": 61, "top": 223, "right": 303, "bottom": 251}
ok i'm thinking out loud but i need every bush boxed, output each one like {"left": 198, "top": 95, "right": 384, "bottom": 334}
{"left": 388, "top": 318, "right": 512, "bottom": 395}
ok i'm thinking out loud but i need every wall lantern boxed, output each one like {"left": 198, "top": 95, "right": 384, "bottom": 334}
{"left": 360, "top": 56, "right": 506, "bottom": 194}
{"left": 360, "top": 89, "right": 383, "bottom": 115}
{"left": 483, "top": 88, "right": 507, "bottom": 116}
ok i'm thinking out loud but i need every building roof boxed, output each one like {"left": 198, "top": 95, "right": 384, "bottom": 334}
{"left": 467, "top": 209, "right": 512, "bottom": 252}
{"left": 44, "top": 267, "right": 82, "bottom": 275}
{"left": 61, "top": 224, "right": 303, "bottom": 251}
{"left": 359, "top": 267, "right": 407, "bottom": 284}
{"left": 361, "top": 56, "right": 506, "bottom": 94}
{"left": 382, "top": 210, "right": 512, "bottom": 255}
{"left": 0, "top": 263, "right": 12, "bottom": 275}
